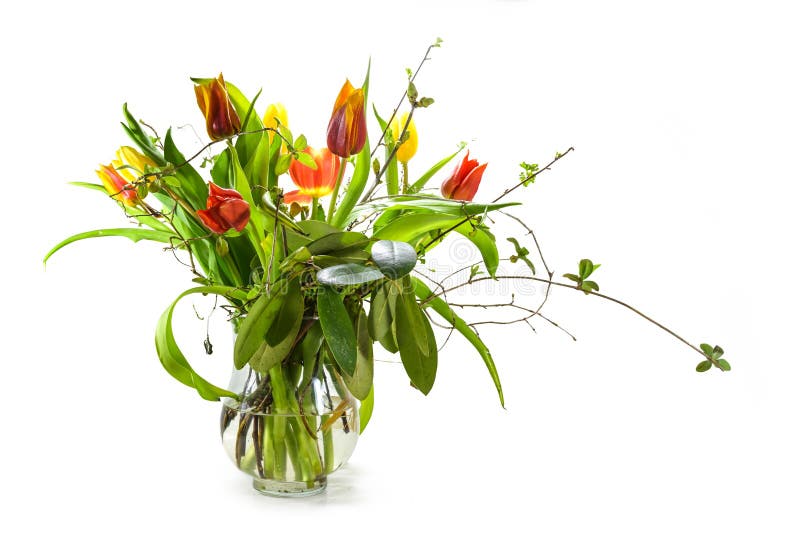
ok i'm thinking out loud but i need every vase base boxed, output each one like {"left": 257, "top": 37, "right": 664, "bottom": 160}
{"left": 252, "top": 477, "right": 327, "bottom": 497}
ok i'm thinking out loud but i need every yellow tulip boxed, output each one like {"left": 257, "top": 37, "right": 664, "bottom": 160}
{"left": 262, "top": 103, "right": 288, "bottom": 131}
{"left": 390, "top": 112, "right": 418, "bottom": 163}
{"left": 113, "top": 146, "right": 157, "bottom": 182}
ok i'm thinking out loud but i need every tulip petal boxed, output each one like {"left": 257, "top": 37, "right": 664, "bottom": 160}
{"left": 208, "top": 182, "right": 244, "bottom": 203}
{"left": 283, "top": 190, "right": 314, "bottom": 206}
{"left": 453, "top": 162, "right": 487, "bottom": 201}
{"left": 326, "top": 105, "right": 350, "bottom": 158}
{"left": 218, "top": 198, "right": 251, "bottom": 232}
{"left": 197, "top": 205, "right": 227, "bottom": 234}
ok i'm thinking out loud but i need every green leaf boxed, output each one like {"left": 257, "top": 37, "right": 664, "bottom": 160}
{"left": 155, "top": 285, "right": 247, "bottom": 401}
{"left": 264, "top": 278, "right": 304, "bottom": 346}
{"left": 717, "top": 359, "right": 731, "bottom": 371}
{"left": 317, "top": 264, "right": 385, "bottom": 286}
{"left": 407, "top": 144, "right": 466, "bottom": 194}
{"left": 318, "top": 286, "right": 358, "bottom": 375}
{"left": 342, "top": 310, "right": 374, "bottom": 401}
{"left": 581, "top": 280, "right": 599, "bottom": 293}
{"left": 359, "top": 386, "right": 374, "bottom": 434}
{"left": 579, "top": 259, "right": 594, "bottom": 280}
{"left": 351, "top": 196, "right": 518, "bottom": 225}
{"left": 163, "top": 128, "right": 208, "bottom": 210}
{"left": 507, "top": 237, "right": 535, "bottom": 275}
{"left": 372, "top": 213, "right": 461, "bottom": 244}
{"left": 456, "top": 225, "right": 499, "bottom": 277}
{"left": 233, "top": 279, "right": 287, "bottom": 369}
{"left": 306, "top": 231, "right": 370, "bottom": 256}
{"left": 294, "top": 151, "right": 317, "bottom": 170}
{"left": 275, "top": 153, "right": 292, "bottom": 176}
{"left": 411, "top": 277, "right": 504, "bottom": 407}
{"left": 368, "top": 282, "right": 396, "bottom": 341}
{"left": 563, "top": 273, "right": 582, "bottom": 283}
{"left": 294, "top": 134, "right": 308, "bottom": 152}
{"left": 44, "top": 228, "right": 174, "bottom": 264}
{"left": 312, "top": 251, "right": 370, "bottom": 268}
{"left": 700, "top": 343, "right": 714, "bottom": 357}
{"left": 696, "top": 360, "right": 713, "bottom": 372}
{"left": 395, "top": 280, "right": 437, "bottom": 394}
{"left": 371, "top": 240, "right": 418, "bottom": 279}
{"left": 121, "top": 103, "right": 166, "bottom": 166}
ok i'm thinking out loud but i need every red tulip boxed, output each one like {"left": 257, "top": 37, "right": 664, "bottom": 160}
{"left": 96, "top": 164, "right": 138, "bottom": 206}
{"left": 197, "top": 183, "right": 250, "bottom": 234}
{"left": 194, "top": 74, "right": 241, "bottom": 141}
{"left": 440, "top": 151, "right": 487, "bottom": 201}
{"left": 284, "top": 147, "right": 341, "bottom": 205}
{"left": 326, "top": 79, "right": 366, "bottom": 158}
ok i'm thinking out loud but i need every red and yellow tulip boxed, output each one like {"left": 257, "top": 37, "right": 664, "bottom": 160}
{"left": 96, "top": 164, "right": 138, "bottom": 206}
{"left": 441, "top": 151, "right": 487, "bottom": 201}
{"left": 197, "top": 183, "right": 251, "bottom": 234}
{"left": 194, "top": 74, "right": 241, "bottom": 141}
{"left": 284, "top": 147, "right": 341, "bottom": 205}
{"left": 326, "top": 80, "right": 367, "bottom": 158}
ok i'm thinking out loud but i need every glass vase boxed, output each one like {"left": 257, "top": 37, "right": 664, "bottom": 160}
{"left": 220, "top": 354, "right": 359, "bottom": 497}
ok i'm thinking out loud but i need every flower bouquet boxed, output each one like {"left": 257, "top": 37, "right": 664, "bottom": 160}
{"left": 46, "top": 42, "right": 727, "bottom": 496}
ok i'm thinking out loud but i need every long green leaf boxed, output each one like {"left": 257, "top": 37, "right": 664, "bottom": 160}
{"left": 155, "top": 285, "right": 247, "bottom": 401}
{"left": 411, "top": 277, "right": 505, "bottom": 407}
{"left": 69, "top": 182, "right": 173, "bottom": 233}
{"left": 372, "top": 213, "right": 460, "bottom": 243}
{"left": 44, "top": 228, "right": 174, "bottom": 264}
{"left": 407, "top": 144, "right": 466, "bottom": 194}
{"left": 121, "top": 103, "right": 166, "bottom": 166}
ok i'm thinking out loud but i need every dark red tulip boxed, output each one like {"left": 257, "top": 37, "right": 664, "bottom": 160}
{"left": 326, "top": 79, "right": 367, "bottom": 158}
{"left": 197, "top": 183, "right": 250, "bottom": 234}
{"left": 194, "top": 74, "right": 242, "bottom": 141}
{"left": 441, "top": 151, "right": 487, "bottom": 201}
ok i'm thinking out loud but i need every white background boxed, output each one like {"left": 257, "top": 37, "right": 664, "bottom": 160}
{"left": 2, "top": 0, "right": 799, "bottom": 531}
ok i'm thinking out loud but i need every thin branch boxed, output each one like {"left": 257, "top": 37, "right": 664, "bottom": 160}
{"left": 492, "top": 147, "right": 575, "bottom": 203}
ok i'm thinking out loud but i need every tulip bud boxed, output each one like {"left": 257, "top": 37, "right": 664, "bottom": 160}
{"left": 390, "top": 112, "right": 418, "bottom": 163}
{"left": 441, "top": 151, "right": 487, "bottom": 202}
{"left": 197, "top": 183, "right": 251, "bottom": 234}
{"left": 194, "top": 74, "right": 242, "bottom": 141}
{"left": 96, "top": 164, "right": 138, "bottom": 206}
{"left": 326, "top": 80, "right": 367, "bottom": 158}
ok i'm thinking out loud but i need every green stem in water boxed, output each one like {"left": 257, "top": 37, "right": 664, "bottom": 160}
{"left": 326, "top": 157, "right": 347, "bottom": 223}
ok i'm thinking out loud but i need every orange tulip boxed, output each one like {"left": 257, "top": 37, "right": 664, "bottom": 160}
{"left": 96, "top": 164, "right": 138, "bottom": 206}
{"left": 284, "top": 147, "right": 341, "bottom": 205}
{"left": 440, "top": 151, "right": 487, "bottom": 201}
{"left": 194, "top": 74, "right": 241, "bottom": 141}
{"left": 326, "top": 80, "right": 366, "bottom": 158}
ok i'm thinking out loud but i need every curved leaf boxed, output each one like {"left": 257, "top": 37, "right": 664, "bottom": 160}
{"left": 44, "top": 228, "right": 174, "bottom": 264}
{"left": 317, "top": 264, "right": 385, "bottom": 287}
{"left": 371, "top": 240, "right": 418, "bottom": 279}
{"left": 411, "top": 277, "right": 504, "bottom": 407}
{"left": 456, "top": 225, "right": 499, "bottom": 277}
{"left": 359, "top": 386, "right": 374, "bottom": 434}
{"left": 155, "top": 285, "right": 247, "bottom": 401}
{"left": 307, "top": 231, "right": 370, "bottom": 256}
